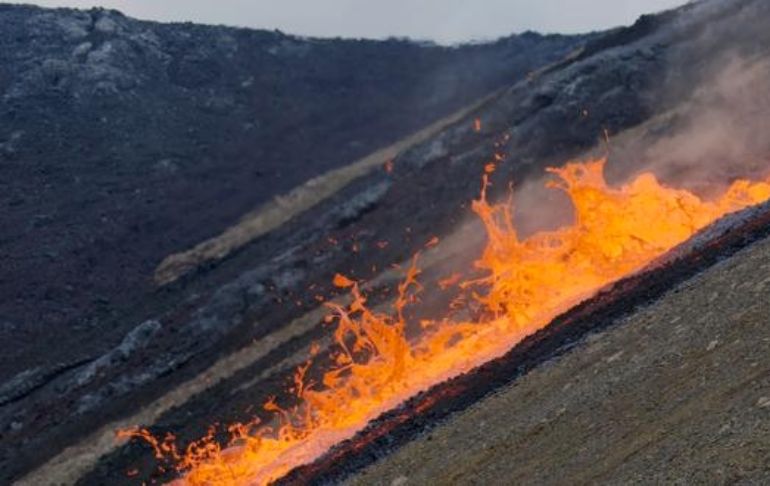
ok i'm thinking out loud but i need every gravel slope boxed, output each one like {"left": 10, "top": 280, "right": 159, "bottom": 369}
{"left": 348, "top": 235, "right": 770, "bottom": 485}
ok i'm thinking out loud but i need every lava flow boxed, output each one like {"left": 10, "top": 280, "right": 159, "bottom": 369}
{"left": 121, "top": 158, "right": 770, "bottom": 485}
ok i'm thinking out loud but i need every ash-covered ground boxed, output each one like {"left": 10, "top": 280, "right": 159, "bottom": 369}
{"left": 3, "top": 0, "right": 770, "bottom": 484}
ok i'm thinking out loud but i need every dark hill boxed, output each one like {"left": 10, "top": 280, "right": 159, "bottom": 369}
{"left": 0, "top": 4, "right": 586, "bottom": 380}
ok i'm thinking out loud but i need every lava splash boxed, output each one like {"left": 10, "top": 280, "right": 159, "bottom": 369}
{"left": 121, "top": 158, "right": 770, "bottom": 485}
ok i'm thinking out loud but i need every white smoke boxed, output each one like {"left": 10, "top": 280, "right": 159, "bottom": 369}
{"left": 619, "top": 54, "right": 770, "bottom": 195}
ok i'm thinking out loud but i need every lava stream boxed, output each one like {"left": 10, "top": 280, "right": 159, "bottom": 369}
{"left": 121, "top": 158, "right": 770, "bottom": 485}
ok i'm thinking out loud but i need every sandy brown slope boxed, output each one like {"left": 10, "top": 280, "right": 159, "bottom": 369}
{"left": 348, "top": 235, "right": 770, "bottom": 485}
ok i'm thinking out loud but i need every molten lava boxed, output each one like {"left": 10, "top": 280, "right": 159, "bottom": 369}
{"left": 121, "top": 158, "right": 770, "bottom": 485}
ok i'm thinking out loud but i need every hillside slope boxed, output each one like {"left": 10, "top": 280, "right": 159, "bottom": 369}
{"left": 0, "top": 4, "right": 584, "bottom": 381}
{"left": 5, "top": 0, "right": 770, "bottom": 484}
{"left": 349, "top": 233, "right": 770, "bottom": 485}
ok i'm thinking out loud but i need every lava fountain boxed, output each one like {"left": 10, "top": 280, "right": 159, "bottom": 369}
{"left": 120, "top": 157, "right": 770, "bottom": 485}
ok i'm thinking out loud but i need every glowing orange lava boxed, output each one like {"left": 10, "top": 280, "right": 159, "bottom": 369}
{"left": 121, "top": 158, "right": 770, "bottom": 485}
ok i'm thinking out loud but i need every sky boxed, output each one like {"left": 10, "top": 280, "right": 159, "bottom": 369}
{"left": 17, "top": 0, "right": 688, "bottom": 44}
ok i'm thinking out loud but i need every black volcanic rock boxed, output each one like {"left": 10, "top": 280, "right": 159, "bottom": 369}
{"left": 0, "top": 4, "right": 585, "bottom": 381}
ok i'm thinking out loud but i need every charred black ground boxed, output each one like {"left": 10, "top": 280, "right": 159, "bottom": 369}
{"left": 0, "top": 3, "right": 583, "bottom": 384}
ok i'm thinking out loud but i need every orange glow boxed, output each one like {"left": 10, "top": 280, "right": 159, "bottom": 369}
{"left": 332, "top": 273, "right": 355, "bottom": 288}
{"left": 123, "top": 158, "right": 770, "bottom": 485}
{"left": 438, "top": 272, "right": 462, "bottom": 290}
